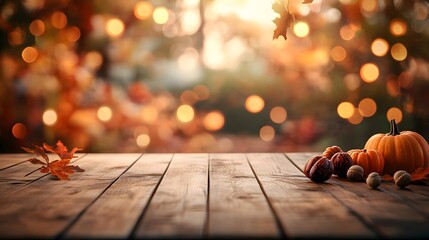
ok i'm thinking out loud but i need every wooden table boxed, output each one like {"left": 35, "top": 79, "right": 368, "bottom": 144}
{"left": 1, "top": 153, "right": 429, "bottom": 239}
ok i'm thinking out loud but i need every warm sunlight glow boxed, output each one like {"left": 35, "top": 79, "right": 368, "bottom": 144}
{"left": 387, "top": 107, "right": 403, "bottom": 123}
{"left": 360, "top": 63, "right": 379, "bottom": 83}
{"left": 337, "top": 102, "right": 355, "bottom": 119}
{"left": 371, "top": 38, "right": 389, "bottom": 57}
{"left": 106, "top": 18, "right": 124, "bottom": 37}
{"left": 203, "top": 111, "right": 225, "bottom": 131}
{"left": 245, "top": 95, "right": 265, "bottom": 114}
{"left": 43, "top": 109, "right": 58, "bottom": 126}
{"left": 97, "top": 106, "right": 112, "bottom": 122}
{"left": 177, "top": 104, "right": 195, "bottom": 123}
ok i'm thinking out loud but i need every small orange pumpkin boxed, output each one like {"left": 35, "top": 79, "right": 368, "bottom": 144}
{"left": 364, "top": 119, "right": 429, "bottom": 175}
{"left": 347, "top": 149, "right": 385, "bottom": 177}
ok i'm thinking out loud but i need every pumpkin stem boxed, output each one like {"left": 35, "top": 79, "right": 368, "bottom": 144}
{"left": 388, "top": 119, "right": 400, "bottom": 136}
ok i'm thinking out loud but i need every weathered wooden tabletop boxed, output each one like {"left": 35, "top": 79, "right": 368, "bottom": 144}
{"left": 1, "top": 153, "right": 429, "bottom": 239}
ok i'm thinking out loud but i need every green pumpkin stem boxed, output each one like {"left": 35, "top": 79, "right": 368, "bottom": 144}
{"left": 388, "top": 119, "right": 400, "bottom": 136}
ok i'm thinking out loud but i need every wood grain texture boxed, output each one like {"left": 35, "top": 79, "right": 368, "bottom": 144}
{"left": 135, "top": 153, "right": 208, "bottom": 238}
{"left": 208, "top": 153, "right": 278, "bottom": 238}
{"left": 247, "top": 153, "right": 376, "bottom": 238}
{"left": 67, "top": 153, "right": 172, "bottom": 239}
{"left": 0, "top": 153, "right": 85, "bottom": 193}
{"left": 0, "top": 154, "right": 32, "bottom": 170}
{"left": 0, "top": 153, "right": 139, "bottom": 238}
{"left": 287, "top": 152, "right": 429, "bottom": 238}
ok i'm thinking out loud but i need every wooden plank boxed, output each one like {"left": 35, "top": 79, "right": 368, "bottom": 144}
{"left": 208, "top": 153, "right": 278, "bottom": 238}
{"left": 0, "top": 154, "right": 32, "bottom": 170}
{"left": 0, "top": 153, "right": 140, "bottom": 239}
{"left": 135, "top": 153, "right": 208, "bottom": 238}
{"left": 0, "top": 153, "right": 85, "bottom": 193}
{"left": 247, "top": 153, "right": 376, "bottom": 239}
{"left": 287, "top": 152, "right": 429, "bottom": 238}
{"left": 66, "top": 153, "right": 172, "bottom": 239}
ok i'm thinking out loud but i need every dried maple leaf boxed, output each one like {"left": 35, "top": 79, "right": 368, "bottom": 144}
{"left": 272, "top": 0, "right": 294, "bottom": 40}
{"left": 22, "top": 140, "right": 84, "bottom": 180}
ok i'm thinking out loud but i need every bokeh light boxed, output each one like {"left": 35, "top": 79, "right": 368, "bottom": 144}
{"left": 51, "top": 11, "right": 67, "bottom": 29}
{"left": 293, "top": 21, "right": 310, "bottom": 38}
{"left": 203, "top": 111, "right": 225, "bottom": 131}
{"left": 106, "top": 18, "right": 125, "bottom": 37}
{"left": 337, "top": 102, "right": 355, "bottom": 119}
{"left": 136, "top": 134, "right": 151, "bottom": 147}
{"left": 391, "top": 43, "right": 407, "bottom": 61}
{"left": 259, "top": 125, "right": 275, "bottom": 142}
{"left": 360, "top": 63, "right": 379, "bottom": 83}
{"left": 245, "top": 95, "right": 265, "bottom": 113}
{"left": 12, "top": 123, "right": 27, "bottom": 139}
{"left": 371, "top": 38, "right": 389, "bottom": 57}
{"left": 340, "top": 25, "right": 355, "bottom": 40}
{"left": 43, "top": 109, "right": 58, "bottom": 126}
{"left": 358, "top": 98, "right": 377, "bottom": 117}
{"left": 330, "top": 46, "right": 347, "bottom": 62}
{"left": 29, "top": 20, "right": 45, "bottom": 36}
{"left": 97, "top": 106, "right": 113, "bottom": 122}
{"left": 348, "top": 108, "right": 363, "bottom": 125}
{"left": 270, "top": 106, "right": 287, "bottom": 124}
{"left": 22, "top": 47, "right": 38, "bottom": 63}
{"left": 390, "top": 19, "right": 407, "bottom": 36}
{"left": 8, "top": 28, "right": 25, "bottom": 46}
{"left": 387, "top": 107, "right": 403, "bottom": 123}
{"left": 177, "top": 104, "right": 195, "bottom": 123}
{"left": 134, "top": 1, "right": 153, "bottom": 20}
{"left": 153, "top": 7, "right": 169, "bottom": 24}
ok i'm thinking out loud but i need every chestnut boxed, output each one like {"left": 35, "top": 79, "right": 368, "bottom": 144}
{"left": 330, "top": 152, "right": 353, "bottom": 178}
{"left": 304, "top": 155, "right": 334, "bottom": 182}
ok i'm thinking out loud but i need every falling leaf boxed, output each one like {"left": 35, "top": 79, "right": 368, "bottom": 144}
{"left": 272, "top": 0, "right": 295, "bottom": 40}
{"left": 22, "top": 141, "right": 84, "bottom": 180}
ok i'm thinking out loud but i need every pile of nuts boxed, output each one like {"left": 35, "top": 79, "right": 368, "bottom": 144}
{"left": 304, "top": 145, "right": 412, "bottom": 189}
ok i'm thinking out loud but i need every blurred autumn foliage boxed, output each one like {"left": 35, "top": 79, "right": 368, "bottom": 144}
{"left": 1, "top": 0, "right": 429, "bottom": 153}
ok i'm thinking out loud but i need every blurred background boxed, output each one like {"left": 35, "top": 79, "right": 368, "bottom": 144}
{"left": 1, "top": 0, "right": 428, "bottom": 153}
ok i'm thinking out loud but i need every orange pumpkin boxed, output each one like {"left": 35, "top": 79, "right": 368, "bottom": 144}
{"left": 347, "top": 149, "right": 385, "bottom": 177}
{"left": 364, "top": 119, "right": 429, "bottom": 175}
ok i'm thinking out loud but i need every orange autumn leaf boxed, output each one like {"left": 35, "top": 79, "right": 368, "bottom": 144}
{"left": 382, "top": 166, "right": 429, "bottom": 183}
{"left": 272, "top": 0, "right": 294, "bottom": 40}
{"left": 22, "top": 141, "right": 84, "bottom": 180}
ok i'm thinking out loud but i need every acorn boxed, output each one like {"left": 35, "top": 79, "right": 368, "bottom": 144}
{"left": 393, "top": 170, "right": 412, "bottom": 188}
{"left": 347, "top": 165, "right": 364, "bottom": 182}
{"left": 366, "top": 172, "right": 381, "bottom": 189}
